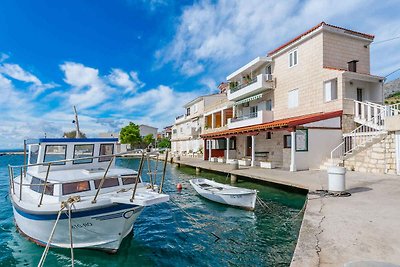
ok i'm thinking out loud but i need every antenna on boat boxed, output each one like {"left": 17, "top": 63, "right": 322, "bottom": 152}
{"left": 72, "top": 105, "right": 81, "bottom": 138}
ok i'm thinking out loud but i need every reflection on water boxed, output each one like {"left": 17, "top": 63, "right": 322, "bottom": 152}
{"left": 0, "top": 155, "right": 306, "bottom": 266}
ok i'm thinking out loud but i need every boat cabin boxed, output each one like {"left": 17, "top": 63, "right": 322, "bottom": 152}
{"left": 24, "top": 138, "right": 139, "bottom": 200}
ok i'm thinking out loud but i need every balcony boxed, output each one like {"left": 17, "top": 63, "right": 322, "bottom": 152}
{"left": 227, "top": 74, "right": 273, "bottom": 102}
{"left": 228, "top": 110, "right": 273, "bottom": 129}
{"left": 175, "top": 114, "right": 186, "bottom": 123}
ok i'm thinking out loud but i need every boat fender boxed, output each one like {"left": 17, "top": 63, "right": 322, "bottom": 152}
{"left": 176, "top": 183, "right": 182, "bottom": 190}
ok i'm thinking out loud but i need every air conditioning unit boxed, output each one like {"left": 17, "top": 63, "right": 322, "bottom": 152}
{"left": 265, "top": 74, "right": 273, "bottom": 81}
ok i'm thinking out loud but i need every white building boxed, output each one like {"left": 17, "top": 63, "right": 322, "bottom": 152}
{"left": 171, "top": 93, "right": 226, "bottom": 156}
{"left": 139, "top": 125, "right": 158, "bottom": 139}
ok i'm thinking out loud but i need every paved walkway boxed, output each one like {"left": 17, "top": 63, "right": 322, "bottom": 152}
{"left": 174, "top": 157, "right": 400, "bottom": 267}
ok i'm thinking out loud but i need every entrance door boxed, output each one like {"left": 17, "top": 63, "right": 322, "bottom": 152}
{"left": 246, "top": 136, "right": 252, "bottom": 156}
{"left": 357, "top": 88, "right": 363, "bottom": 102}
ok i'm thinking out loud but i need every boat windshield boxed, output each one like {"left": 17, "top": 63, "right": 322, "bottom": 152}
{"left": 30, "top": 176, "right": 54, "bottom": 195}
{"left": 62, "top": 181, "right": 90, "bottom": 195}
{"left": 94, "top": 177, "right": 119, "bottom": 189}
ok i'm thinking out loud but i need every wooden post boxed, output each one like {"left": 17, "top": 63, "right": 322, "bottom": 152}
{"left": 159, "top": 150, "right": 168, "bottom": 193}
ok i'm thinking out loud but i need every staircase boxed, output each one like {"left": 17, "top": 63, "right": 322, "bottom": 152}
{"left": 320, "top": 100, "right": 400, "bottom": 169}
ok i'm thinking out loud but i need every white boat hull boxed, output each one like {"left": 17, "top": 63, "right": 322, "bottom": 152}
{"left": 12, "top": 201, "right": 143, "bottom": 252}
{"left": 190, "top": 179, "right": 257, "bottom": 210}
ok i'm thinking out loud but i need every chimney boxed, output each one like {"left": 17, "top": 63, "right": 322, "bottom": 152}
{"left": 347, "top": 60, "right": 359, "bottom": 72}
{"left": 218, "top": 82, "right": 228, "bottom": 93}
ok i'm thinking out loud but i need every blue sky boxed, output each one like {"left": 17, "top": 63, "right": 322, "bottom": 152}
{"left": 0, "top": 0, "right": 400, "bottom": 148}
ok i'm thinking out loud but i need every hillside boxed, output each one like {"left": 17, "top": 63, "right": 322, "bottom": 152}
{"left": 384, "top": 78, "right": 400, "bottom": 99}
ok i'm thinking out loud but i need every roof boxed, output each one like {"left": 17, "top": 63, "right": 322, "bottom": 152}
{"left": 267, "top": 22, "right": 374, "bottom": 57}
{"left": 227, "top": 56, "right": 271, "bottom": 81}
{"left": 139, "top": 124, "right": 158, "bottom": 130}
{"left": 26, "top": 138, "right": 118, "bottom": 144}
{"left": 323, "top": 66, "right": 384, "bottom": 80}
{"left": 201, "top": 110, "right": 343, "bottom": 138}
{"left": 183, "top": 92, "right": 223, "bottom": 108}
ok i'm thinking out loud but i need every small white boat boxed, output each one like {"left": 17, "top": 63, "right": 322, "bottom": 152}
{"left": 189, "top": 179, "right": 257, "bottom": 210}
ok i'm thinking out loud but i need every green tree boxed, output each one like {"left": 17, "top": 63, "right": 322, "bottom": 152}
{"left": 143, "top": 134, "right": 155, "bottom": 147}
{"left": 157, "top": 138, "right": 171, "bottom": 148}
{"left": 63, "top": 130, "right": 87, "bottom": 138}
{"left": 120, "top": 122, "right": 142, "bottom": 149}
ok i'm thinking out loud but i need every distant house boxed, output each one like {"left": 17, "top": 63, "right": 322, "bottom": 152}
{"left": 161, "top": 125, "right": 172, "bottom": 139}
{"left": 139, "top": 124, "right": 158, "bottom": 139}
{"left": 97, "top": 132, "right": 127, "bottom": 153}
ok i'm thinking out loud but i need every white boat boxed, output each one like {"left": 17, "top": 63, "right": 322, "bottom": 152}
{"left": 8, "top": 137, "right": 169, "bottom": 253}
{"left": 189, "top": 179, "right": 257, "bottom": 210}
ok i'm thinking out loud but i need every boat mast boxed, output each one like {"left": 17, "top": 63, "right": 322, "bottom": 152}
{"left": 73, "top": 105, "right": 81, "bottom": 138}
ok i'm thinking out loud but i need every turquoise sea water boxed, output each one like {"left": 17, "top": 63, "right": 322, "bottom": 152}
{"left": 0, "top": 154, "right": 306, "bottom": 266}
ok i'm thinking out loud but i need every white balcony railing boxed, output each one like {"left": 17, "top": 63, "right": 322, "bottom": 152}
{"left": 228, "top": 110, "right": 273, "bottom": 129}
{"left": 228, "top": 73, "right": 273, "bottom": 101}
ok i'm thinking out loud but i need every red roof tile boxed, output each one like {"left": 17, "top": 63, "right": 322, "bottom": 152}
{"left": 267, "top": 22, "right": 374, "bottom": 57}
{"left": 201, "top": 110, "right": 343, "bottom": 138}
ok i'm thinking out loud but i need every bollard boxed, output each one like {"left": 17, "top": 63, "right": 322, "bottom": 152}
{"left": 196, "top": 167, "right": 201, "bottom": 174}
{"left": 230, "top": 174, "right": 237, "bottom": 184}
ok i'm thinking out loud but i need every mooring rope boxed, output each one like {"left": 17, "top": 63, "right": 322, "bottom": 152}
{"left": 38, "top": 196, "right": 80, "bottom": 267}
{"left": 37, "top": 206, "right": 65, "bottom": 267}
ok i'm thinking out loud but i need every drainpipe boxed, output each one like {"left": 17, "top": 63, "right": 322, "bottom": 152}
{"left": 290, "top": 129, "right": 297, "bottom": 172}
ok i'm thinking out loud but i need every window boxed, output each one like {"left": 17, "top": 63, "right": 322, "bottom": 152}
{"left": 172, "top": 129, "right": 177, "bottom": 134}
{"left": 250, "top": 106, "right": 258, "bottom": 117}
{"left": 295, "top": 129, "right": 308, "bottom": 152}
{"left": 99, "top": 144, "right": 114, "bottom": 162}
{"left": 30, "top": 176, "right": 54, "bottom": 195}
{"left": 193, "top": 104, "right": 198, "bottom": 113}
{"left": 180, "top": 127, "right": 183, "bottom": 133}
{"left": 62, "top": 181, "right": 90, "bottom": 195}
{"left": 44, "top": 145, "right": 67, "bottom": 165}
{"left": 266, "top": 99, "right": 272, "bottom": 111}
{"left": 186, "top": 107, "right": 191, "bottom": 116}
{"left": 266, "top": 132, "right": 272, "bottom": 139}
{"left": 288, "top": 89, "right": 299, "bottom": 108}
{"left": 121, "top": 174, "right": 139, "bottom": 185}
{"left": 94, "top": 177, "right": 119, "bottom": 189}
{"left": 289, "top": 49, "right": 298, "bottom": 67}
{"left": 29, "top": 145, "right": 39, "bottom": 164}
{"left": 73, "top": 144, "right": 94, "bottom": 164}
{"left": 324, "top": 79, "right": 338, "bottom": 102}
{"left": 283, "top": 135, "right": 292, "bottom": 148}
{"left": 266, "top": 65, "right": 272, "bottom": 75}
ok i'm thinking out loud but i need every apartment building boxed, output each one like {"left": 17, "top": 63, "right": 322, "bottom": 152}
{"left": 171, "top": 93, "right": 226, "bottom": 156}
{"left": 201, "top": 22, "right": 400, "bottom": 174}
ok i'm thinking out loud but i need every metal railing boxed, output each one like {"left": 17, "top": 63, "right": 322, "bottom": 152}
{"left": 231, "top": 112, "right": 258, "bottom": 122}
{"left": 8, "top": 151, "right": 169, "bottom": 207}
{"left": 330, "top": 109, "right": 386, "bottom": 163}
{"left": 230, "top": 77, "right": 257, "bottom": 94}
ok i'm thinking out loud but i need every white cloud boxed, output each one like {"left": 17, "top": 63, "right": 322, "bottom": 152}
{"left": 0, "top": 62, "right": 58, "bottom": 96}
{"left": 107, "top": 68, "right": 144, "bottom": 94}
{"left": 0, "top": 53, "right": 9, "bottom": 62}
{"left": 159, "top": 0, "right": 398, "bottom": 79}
{"left": 0, "top": 63, "right": 42, "bottom": 84}
{"left": 60, "top": 62, "right": 100, "bottom": 88}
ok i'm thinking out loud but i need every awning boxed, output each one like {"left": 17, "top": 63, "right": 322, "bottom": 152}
{"left": 234, "top": 93, "right": 263, "bottom": 106}
{"left": 201, "top": 110, "right": 343, "bottom": 139}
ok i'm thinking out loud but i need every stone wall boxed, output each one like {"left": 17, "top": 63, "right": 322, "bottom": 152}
{"left": 344, "top": 132, "right": 397, "bottom": 174}
{"left": 342, "top": 114, "right": 357, "bottom": 133}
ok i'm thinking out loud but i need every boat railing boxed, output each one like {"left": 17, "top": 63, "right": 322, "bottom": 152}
{"left": 8, "top": 150, "right": 169, "bottom": 207}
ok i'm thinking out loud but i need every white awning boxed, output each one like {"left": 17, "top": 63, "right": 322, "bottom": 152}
{"left": 234, "top": 93, "right": 263, "bottom": 105}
